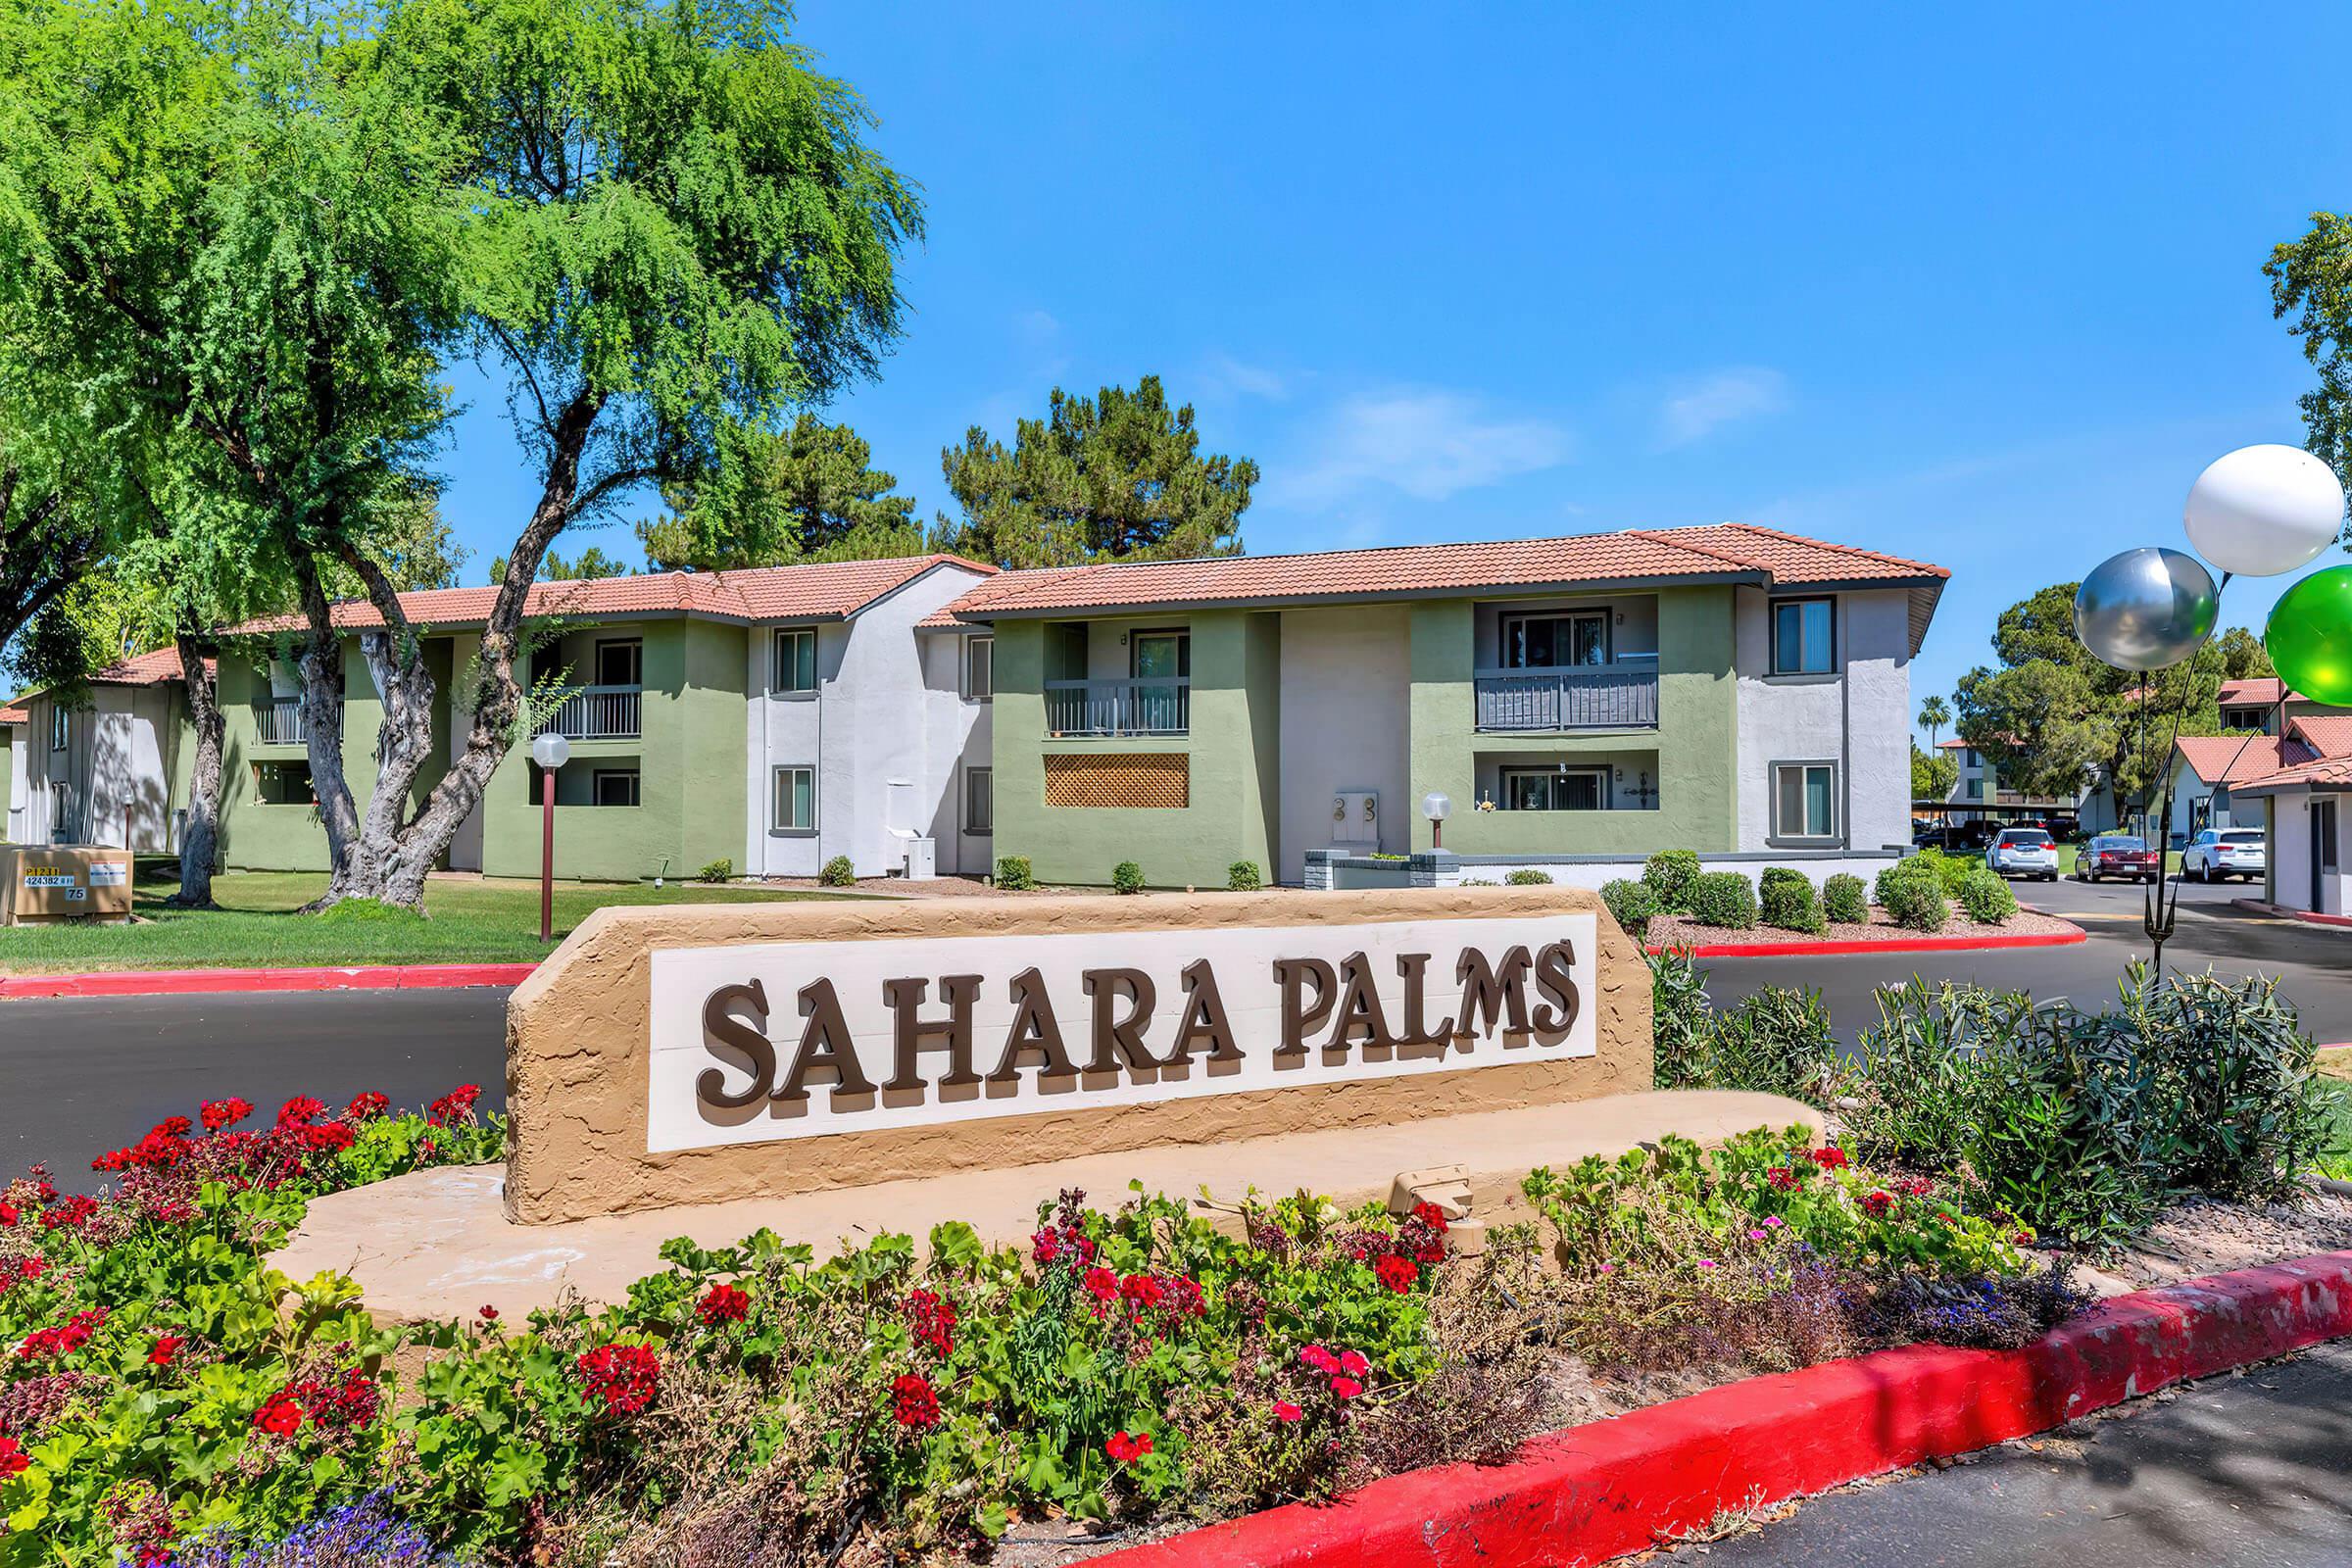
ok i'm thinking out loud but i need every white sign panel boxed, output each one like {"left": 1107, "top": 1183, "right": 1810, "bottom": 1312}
{"left": 648, "top": 914, "right": 1596, "bottom": 1153}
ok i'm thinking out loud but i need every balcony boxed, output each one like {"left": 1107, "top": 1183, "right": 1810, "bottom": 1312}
{"left": 253, "top": 698, "right": 309, "bottom": 746}
{"left": 1473, "top": 662, "right": 1659, "bottom": 732}
{"left": 1045, "top": 677, "right": 1190, "bottom": 737}
{"left": 549, "top": 684, "right": 643, "bottom": 740}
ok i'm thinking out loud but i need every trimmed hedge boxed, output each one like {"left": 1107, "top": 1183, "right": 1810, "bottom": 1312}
{"left": 1758, "top": 867, "right": 1825, "bottom": 934}
{"left": 1642, "top": 849, "right": 1701, "bottom": 911}
{"left": 1226, "top": 859, "right": 1263, "bottom": 891}
{"left": 1956, "top": 866, "right": 2020, "bottom": 923}
{"left": 818, "top": 855, "right": 856, "bottom": 888}
{"left": 1111, "top": 860, "right": 1146, "bottom": 895}
{"left": 995, "top": 856, "right": 1035, "bottom": 891}
{"left": 1880, "top": 870, "right": 1949, "bottom": 931}
{"left": 1601, "top": 878, "right": 1661, "bottom": 936}
{"left": 1823, "top": 871, "right": 1869, "bottom": 925}
{"left": 1687, "top": 869, "right": 1758, "bottom": 930}
{"left": 1504, "top": 868, "right": 1554, "bottom": 886}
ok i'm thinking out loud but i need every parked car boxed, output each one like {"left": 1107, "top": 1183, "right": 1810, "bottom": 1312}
{"left": 2182, "top": 827, "right": 2266, "bottom": 883}
{"left": 2078, "top": 833, "right": 2160, "bottom": 883}
{"left": 1985, "top": 827, "right": 2058, "bottom": 880}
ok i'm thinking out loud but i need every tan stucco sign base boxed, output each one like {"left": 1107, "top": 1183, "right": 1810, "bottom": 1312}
{"left": 507, "top": 886, "right": 1653, "bottom": 1226}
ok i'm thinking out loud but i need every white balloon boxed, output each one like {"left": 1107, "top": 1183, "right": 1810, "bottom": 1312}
{"left": 2182, "top": 444, "right": 2344, "bottom": 577}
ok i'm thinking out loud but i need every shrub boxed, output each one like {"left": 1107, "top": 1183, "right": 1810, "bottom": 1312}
{"left": 1822, "top": 872, "right": 1868, "bottom": 924}
{"left": 994, "top": 855, "right": 1035, "bottom": 890}
{"left": 1878, "top": 871, "right": 1948, "bottom": 932}
{"left": 1226, "top": 859, "right": 1263, "bottom": 891}
{"left": 1601, "top": 878, "right": 1661, "bottom": 937}
{"left": 696, "top": 858, "right": 733, "bottom": 884}
{"left": 1757, "top": 867, "right": 1825, "bottom": 934}
{"left": 1647, "top": 949, "right": 1713, "bottom": 1089}
{"left": 1705, "top": 986, "right": 1838, "bottom": 1101}
{"left": 1504, "top": 868, "right": 1553, "bottom": 886}
{"left": 1955, "top": 866, "right": 2018, "bottom": 923}
{"left": 1685, "top": 870, "right": 1758, "bottom": 929}
{"left": 818, "top": 855, "right": 857, "bottom": 888}
{"left": 1111, "top": 860, "right": 1146, "bottom": 895}
{"left": 1642, "top": 849, "right": 1701, "bottom": 911}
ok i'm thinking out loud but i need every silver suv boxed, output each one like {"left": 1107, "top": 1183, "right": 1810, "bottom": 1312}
{"left": 1985, "top": 827, "right": 2058, "bottom": 881}
{"left": 2182, "top": 827, "right": 2265, "bottom": 883}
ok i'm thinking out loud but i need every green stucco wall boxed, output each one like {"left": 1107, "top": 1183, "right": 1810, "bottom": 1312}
{"left": 1407, "top": 586, "right": 1738, "bottom": 855}
{"left": 992, "top": 610, "right": 1281, "bottom": 887}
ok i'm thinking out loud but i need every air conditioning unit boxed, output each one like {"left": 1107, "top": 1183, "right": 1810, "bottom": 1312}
{"left": 889, "top": 827, "right": 937, "bottom": 881}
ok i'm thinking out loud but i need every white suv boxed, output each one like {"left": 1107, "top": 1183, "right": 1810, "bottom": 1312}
{"left": 1985, "top": 827, "right": 2059, "bottom": 881}
{"left": 2182, "top": 827, "right": 2265, "bottom": 883}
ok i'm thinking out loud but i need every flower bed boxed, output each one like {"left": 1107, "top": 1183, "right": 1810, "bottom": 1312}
{"left": 0, "top": 1089, "right": 2092, "bottom": 1566}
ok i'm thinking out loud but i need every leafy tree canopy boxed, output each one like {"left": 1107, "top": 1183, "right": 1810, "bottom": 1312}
{"left": 641, "top": 415, "right": 922, "bottom": 570}
{"left": 2269, "top": 212, "right": 2352, "bottom": 541}
{"left": 1953, "top": 581, "right": 2239, "bottom": 811}
{"left": 1911, "top": 744, "right": 1956, "bottom": 802}
{"left": 935, "top": 375, "right": 1254, "bottom": 567}
{"left": 489, "top": 545, "right": 631, "bottom": 582}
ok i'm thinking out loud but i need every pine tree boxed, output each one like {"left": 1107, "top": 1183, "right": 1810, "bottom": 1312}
{"left": 639, "top": 416, "right": 921, "bottom": 570}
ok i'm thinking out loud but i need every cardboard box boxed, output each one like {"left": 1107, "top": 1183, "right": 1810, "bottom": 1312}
{"left": 0, "top": 845, "right": 134, "bottom": 924}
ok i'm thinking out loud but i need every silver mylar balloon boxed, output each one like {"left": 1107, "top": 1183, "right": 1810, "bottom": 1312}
{"left": 2073, "top": 548, "right": 2220, "bottom": 670}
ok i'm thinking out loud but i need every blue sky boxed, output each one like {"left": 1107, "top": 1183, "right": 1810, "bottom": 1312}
{"left": 435, "top": 2, "right": 2352, "bottom": 739}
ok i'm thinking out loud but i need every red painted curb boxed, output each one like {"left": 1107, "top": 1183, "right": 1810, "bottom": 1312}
{"left": 0, "top": 962, "right": 539, "bottom": 999}
{"left": 1646, "top": 926, "right": 2087, "bottom": 959}
{"left": 2232, "top": 896, "right": 2352, "bottom": 928}
{"left": 1102, "top": 1250, "right": 2352, "bottom": 1568}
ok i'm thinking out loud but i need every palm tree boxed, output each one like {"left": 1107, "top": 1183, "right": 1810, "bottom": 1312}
{"left": 1917, "top": 694, "right": 1951, "bottom": 751}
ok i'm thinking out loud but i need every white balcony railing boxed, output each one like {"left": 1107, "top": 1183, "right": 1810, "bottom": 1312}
{"left": 1473, "top": 662, "right": 1660, "bottom": 731}
{"left": 253, "top": 698, "right": 308, "bottom": 746}
{"left": 549, "top": 684, "right": 642, "bottom": 740}
{"left": 1044, "top": 677, "right": 1190, "bottom": 737}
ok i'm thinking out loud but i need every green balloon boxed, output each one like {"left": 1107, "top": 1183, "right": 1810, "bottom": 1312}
{"left": 2266, "top": 565, "right": 2352, "bottom": 707}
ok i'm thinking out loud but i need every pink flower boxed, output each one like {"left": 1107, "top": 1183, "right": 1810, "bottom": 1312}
{"left": 1762, "top": 1215, "right": 1785, "bottom": 1229}
{"left": 1747, "top": 1228, "right": 1768, "bottom": 1241}
{"left": 1338, "top": 1348, "right": 1369, "bottom": 1378}
{"left": 1299, "top": 1345, "right": 1340, "bottom": 1375}
{"left": 1272, "top": 1400, "right": 1303, "bottom": 1423}
{"left": 1695, "top": 1257, "right": 1718, "bottom": 1269}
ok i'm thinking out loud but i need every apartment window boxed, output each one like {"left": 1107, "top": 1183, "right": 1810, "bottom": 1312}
{"left": 1770, "top": 598, "right": 1836, "bottom": 675}
{"left": 964, "top": 766, "right": 994, "bottom": 834}
{"left": 592, "top": 768, "right": 641, "bottom": 807}
{"left": 594, "top": 639, "right": 641, "bottom": 687}
{"left": 773, "top": 628, "right": 817, "bottom": 694}
{"left": 1772, "top": 761, "right": 1838, "bottom": 840}
{"left": 772, "top": 765, "right": 816, "bottom": 832}
{"left": 50, "top": 709, "right": 67, "bottom": 752}
{"left": 1500, "top": 611, "right": 1609, "bottom": 668}
{"left": 1498, "top": 765, "right": 1607, "bottom": 811}
{"left": 963, "top": 635, "right": 995, "bottom": 702}
{"left": 253, "top": 760, "right": 315, "bottom": 806}
{"left": 1962, "top": 747, "right": 1980, "bottom": 767}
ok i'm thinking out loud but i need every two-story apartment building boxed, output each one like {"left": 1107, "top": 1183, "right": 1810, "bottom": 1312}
{"left": 929, "top": 524, "right": 1945, "bottom": 887}
{"left": 12, "top": 649, "right": 198, "bottom": 853}
{"left": 214, "top": 555, "right": 999, "bottom": 882}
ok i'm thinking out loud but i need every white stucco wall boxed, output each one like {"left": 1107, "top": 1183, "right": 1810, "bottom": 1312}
{"left": 2267, "top": 794, "right": 2347, "bottom": 914}
{"left": 1275, "top": 606, "right": 1412, "bottom": 884}
{"left": 1732, "top": 587, "right": 1911, "bottom": 855}
{"left": 744, "top": 564, "right": 992, "bottom": 880}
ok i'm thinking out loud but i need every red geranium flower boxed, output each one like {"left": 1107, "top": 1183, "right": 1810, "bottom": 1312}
{"left": 1861, "top": 1190, "right": 1894, "bottom": 1218}
{"left": 1373, "top": 1254, "right": 1418, "bottom": 1294}
{"left": 575, "top": 1343, "right": 662, "bottom": 1415}
{"left": 41, "top": 1195, "right": 98, "bottom": 1232}
{"left": 891, "top": 1372, "right": 941, "bottom": 1429}
{"left": 276, "top": 1097, "right": 326, "bottom": 1128}
{"left": 17, "top": 1307, "right": 105, "bottom": 1362}
{"left": 1338, "top": 1348, "right": 1369, "bottom": 1378}
{"left": 253, "top": 1396, "right": 303, "bottom": 1437}
{"left": 0, "top": 1434, "right": 27, "bottom": 1478}
{"left": 1103, "top": 1430, "right": 1153, "bottom": 1463}
{"left": 1298, "top": 1345, "right": 1340, "bottom": 1375}
{"left": 1765, "top": 1165, "right": 1800, "bottom": 1191}
{"left": 201, "top": 1098, "right": 254, "bottom": 1132}
{"left": 0, "top": 1200, "right": 16, "bottom": 1225}
{"left": 697, "top": 1282, "right": 751, "bottom": 1326}
{"left": 478, "top": 1304, "right": 500, "bottom": 1322}
{"left": 1808, "top": 1146, "right": 1850, "bottom": 1170}
{"left": 148, "top": 1336, "right": 184, "bottom": 1367}
{"left": 426, "top": 1085, "right": 482, "bottom": 1127}
{"left": 1410, "top": 1200, "right": 1450, "bottom": 1233}
{"left": 1329, "top": 1376, "right": 1363, "bottom": 1399}
{"left": 1082, "top": 1266, "right": 1117, "bottom": 1303}
{"left": 1272, "top": 1399, "right": 1303, "bottom": 1423}
{"left": 345, "top": 1092, "right": 390, "bottom": 1121}
{"left": 904, "top": 1288, "right": 956, "bottom": 1356}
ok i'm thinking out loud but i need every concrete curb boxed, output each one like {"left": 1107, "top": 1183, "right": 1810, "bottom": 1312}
{"left": 1101, "top": 1249, "right": 2352, "bottom": 1568}
{"left": 1648, "top": 925, "right": 2087, "bottom": 959}
{"left": 2231, "top": 896, "right": 2352, "bottom": 929}
{"left": 0, "top": 962, "right": 539, "bottom": 999}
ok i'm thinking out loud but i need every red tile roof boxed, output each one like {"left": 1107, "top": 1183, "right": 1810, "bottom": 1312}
{"left": 0, "top": 707, "right": 24, "bottom": 724}
{"left": 226, "top": 555, "right": 993, "bottom": 635}
{"left": 2219, "top": 677, "right": 2289, "bottom": 707}
{"left": 2173, "top": 733, "right": 2316, "bottom": 786}
{"left": 2234, "top": 753, "right": 2352, "bottom": 796}
{"left": 2288, "top": 714, "right": 2352, "bottom": 760}
{"left": 924, "top": 523, "right": 1949, "bottom": 649}
{"left": 914, "top": 568, "right": 1072, "bottom": 628}
{"left": 89, "top": 648, "right": 213, "bottom": 686}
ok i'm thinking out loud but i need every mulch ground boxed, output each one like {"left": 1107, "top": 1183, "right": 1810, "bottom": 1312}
{"left": 1645, "top": 907, "right": 2082, "bottom": 948}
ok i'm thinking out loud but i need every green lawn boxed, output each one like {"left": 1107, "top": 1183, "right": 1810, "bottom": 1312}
{"left": 2053, "top": 844, "right": 2185, "bottom": 877}
{"left": 2316, "top": 1069, "right": 2352, "bottom": 1181}
{"left": 0, "top": 858, "right": 859, "bottom": 972}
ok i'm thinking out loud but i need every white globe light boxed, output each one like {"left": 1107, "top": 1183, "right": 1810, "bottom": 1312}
{"left": 2183, "top": 444, "right": 2344, "bottom": 577}
{"left": 1421, "top": 791, "right": 1452, "bottom": 822}
{"left": 530, "top": 731, "right": 571, "bottom": 770}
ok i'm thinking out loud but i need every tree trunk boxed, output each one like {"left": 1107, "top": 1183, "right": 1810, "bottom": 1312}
{"left": 169, "top": 631, "right": 224, "bottom": 907}
{"left": 298, "top": 389, "right": 607, "bottom": 913}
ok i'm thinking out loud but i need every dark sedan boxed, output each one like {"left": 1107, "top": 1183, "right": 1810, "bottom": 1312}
{"left": 2078, "top": 834, "right": 2160, "bottom": 883}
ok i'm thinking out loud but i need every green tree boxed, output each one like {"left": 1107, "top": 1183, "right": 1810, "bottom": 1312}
{"left": 639, "top": 415, "right": 922, "bottom": 569}
{"left": 1911, "top": 744, "right": 1957, "bottom": 801}
{"left": 1953, "top": 582, "right": 2227, "bottom": 818}
{"left": 2269, "top": 212, "right": 2352, "bottom": 542}
{"left": 1916, "top": 693, "right": 1951, "bottom": 749}
{"left": 935, "top": 375, "right": 1254, "bottom": 567}
{"left": 489, "top": 545, "right": 631, "bottom": 583}
{"left": 2213, "top": 624, "right": 2275, "bottom": 681}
